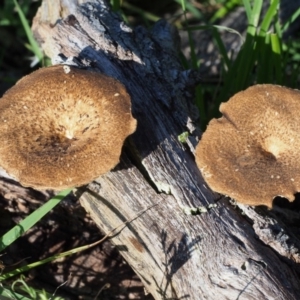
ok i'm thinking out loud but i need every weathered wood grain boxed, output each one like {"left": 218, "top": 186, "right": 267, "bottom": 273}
{"left": 32, "top": 1, "right": 300, "bottom": 299}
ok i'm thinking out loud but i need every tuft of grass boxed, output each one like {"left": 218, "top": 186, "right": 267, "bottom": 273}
{"left": 0, "top": 275, "right": 64, "bottom": 300}
{"left": 185, "top": 0, "right": 300, "bottom": 128}
{"left": 12, "top": 0, "right": 43, "bottom": 64}
{"left": 0, "top": 189, "right": 72, "bottom": 252}
{"left": 0, "top": 0, "right": 45, "bottom": 94}
{"left": 0, "top": 189, "right": 71, "bottom": 299}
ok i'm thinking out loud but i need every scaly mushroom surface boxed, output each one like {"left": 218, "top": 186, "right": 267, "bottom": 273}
{"left": 0, "top": 65, "right": 136, "bottom": 190}
{"left": 195, "top": 84, "right": 300, "bottom": 207}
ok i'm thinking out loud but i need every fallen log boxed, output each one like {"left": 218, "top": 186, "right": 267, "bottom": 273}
{"left": 32, "top": 1, "right": 300, "bottom": 299}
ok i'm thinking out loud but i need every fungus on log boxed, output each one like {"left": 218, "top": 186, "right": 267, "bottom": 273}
{"left": 0, "top": 65, "right": 136, "bottom": 190}
{"left": 31, "top": 1, "right": 300, "bottom": 299}
{"left": 196, "top": 84, "right": 300, "bottom": 207}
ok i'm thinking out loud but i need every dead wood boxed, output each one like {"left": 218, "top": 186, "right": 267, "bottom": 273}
{"left": 32, "top": 1, "right": 300, "bottom": 299}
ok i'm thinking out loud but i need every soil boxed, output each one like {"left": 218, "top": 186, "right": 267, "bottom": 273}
{"left": 0, "top": 177, "right": 154, "bottom": 299}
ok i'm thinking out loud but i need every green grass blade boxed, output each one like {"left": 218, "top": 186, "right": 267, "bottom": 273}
{"left": 229, "top": 0, "right": 262, "bottom": 88}
{"left": 209, "top": 0, "right": 241, "bottom": 23}
{"left": 0, "top": 286, "right": 32, "bottom": 300}
{"left": 0, "top": 189, "right": 72, "bottom": 252}
{"left": 249, "top": 0, "right": 263, "bottom": 28}
{"left": 195, "top": 85, "right": 206, "bottom": 130}
{"left": 256, "top": 34, "right": 271, "bottom": 83}
{"left": 12, "top": 0, "right": 43, "bottom": 61}
{"left": 110, "top": 0, "right": 121, "bottom": 11}
{"left": 290, "top": 64, "right": 300, "bottom": 88}
{"left": 274, "top": 14, "right": 282, "bottom": 39}
{"left": 186, "top": 29, "right": 198, "bottom": 68}
{"left": 1, "top": 244, "right": 85, "bottom": 281}
{"left": 270, "top": 33, "right": 282, "bottom": 83}
{"left": 282, "top": 6, "right": 300, "bottom": 32}
{"left": 242, "top": 0, "right": 252, "bottom": 21}
{"left": 179, "top": 0, "right": 186, "bottom": 12}
{"left": 121, "top": 2, "right": 160, "bottom": 23}
{"left": 258, "top": 0, "right": 279, "bottom": 36}
{"left": 0, "top": 230, "right": 105, "bottom": 281}
{"left": 233, "top": 35, "right": 254, "bottom": 88}
{"left": 211, "top": 27, "right": 231, "bottom": 71}
{"left": 178, "top": 51, "right": 189, "bottom": 69}
{"left": 242, "top": 0, "right": 263, "bottom": 37}
{"left": 174, "top": 0, "right": 203, "bottom": 18}
{"left": 186, "top": 24, "right": 244, "bottom": 41}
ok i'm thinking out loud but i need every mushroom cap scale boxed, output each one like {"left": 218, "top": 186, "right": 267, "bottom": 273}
{"left": 0, "top": 65, "right": 137, "bottom": 190}
{"left": 195, "top": 84, "right": 300, "bottom": 207}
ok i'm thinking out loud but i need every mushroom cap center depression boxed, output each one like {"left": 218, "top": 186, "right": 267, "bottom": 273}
{"left": 262, "top": 136, "right": 287, "bottom": 158}
{"left": 0, "top": 65, "right": 136, "bottom": 189}
{"left": 31, "top": 97, "right": 101, "bottom": 155}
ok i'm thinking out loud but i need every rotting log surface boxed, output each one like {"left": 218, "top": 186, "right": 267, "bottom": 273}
{"left": 32, "top": 1, "right": 300, "bottom": 299}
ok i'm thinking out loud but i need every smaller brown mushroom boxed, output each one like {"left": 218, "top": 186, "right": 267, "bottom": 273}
{"left": 0, "top": 65, "right": 137, "bottom": 190}
{"left": 195, "top": 84, "right": 300, "bottom": 207}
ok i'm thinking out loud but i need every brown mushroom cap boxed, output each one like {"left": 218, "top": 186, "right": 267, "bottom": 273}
{"left": 0, "top": 65, "right": 136, "bottom": 190}
{"left": 195, "top": 84, "right": 300, "bottom": 207}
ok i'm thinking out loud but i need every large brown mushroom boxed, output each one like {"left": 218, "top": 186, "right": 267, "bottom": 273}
{"left": 0, "top": 65, "right": 136, "bottom": 190}
{"left": 195, "top": 84, "right": 300, "bottom": 207}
